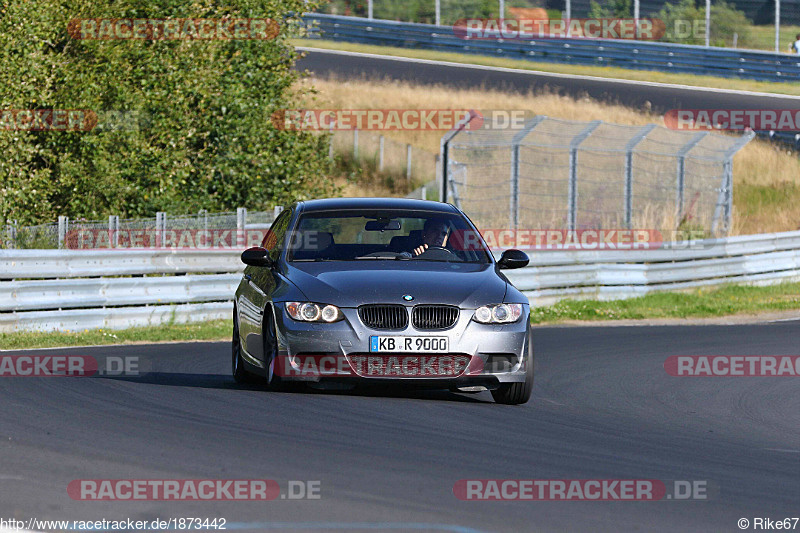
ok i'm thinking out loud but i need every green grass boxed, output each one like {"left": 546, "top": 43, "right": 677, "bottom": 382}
{"left": 0, "top": 320, "right": 229, "bottom": 351}
{"left": 293, "top": 38, "right": 800, "bottom": 96}
{"left": 531, "top": 282, "right": 800, "bottom": 323}
{"left": 745, "top": 24, "right": 800, "bottom": 52}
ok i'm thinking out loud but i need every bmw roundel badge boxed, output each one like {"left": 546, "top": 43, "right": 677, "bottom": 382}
{"left": 402, "top": 294, "right": 414, "bottom": 301}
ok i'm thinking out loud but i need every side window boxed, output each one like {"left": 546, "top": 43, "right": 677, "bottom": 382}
{"left": 261, "top": 209, "right": 292, "bottom": 261}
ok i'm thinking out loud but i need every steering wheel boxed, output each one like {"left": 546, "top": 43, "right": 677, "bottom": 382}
{"left": 416, "top": 245, "right": 460, "bottom": 260}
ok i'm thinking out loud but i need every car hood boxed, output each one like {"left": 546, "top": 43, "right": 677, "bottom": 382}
{"left": 285, "top": 261, "right": 507, "bottom": 308}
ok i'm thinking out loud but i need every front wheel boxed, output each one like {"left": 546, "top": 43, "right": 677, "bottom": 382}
{"left": 232, "top": 312, "right": 252, "bottom": 384}
{"left": 263, "top": 306, "right": 304, "bottom": 393}
{"left": 492, "top": 328, "right": 534, "bottom": 405}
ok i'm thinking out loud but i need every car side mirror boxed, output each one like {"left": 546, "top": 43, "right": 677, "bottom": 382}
{"left": 241, "top": 247, "right": 273, "bottom": 267}
{"left": 497, "top": 249, "right": 529, "bottom": 270}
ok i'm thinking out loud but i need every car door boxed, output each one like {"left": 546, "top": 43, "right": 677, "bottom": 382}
{"left": 236, "top": 207, "right": 293, "bottom": 365}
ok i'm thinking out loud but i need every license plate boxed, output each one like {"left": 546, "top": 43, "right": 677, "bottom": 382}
{"left": 369, "top": 336, "right": 448, "bottom": 353}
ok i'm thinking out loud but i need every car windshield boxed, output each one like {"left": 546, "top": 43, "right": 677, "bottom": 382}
{"left": 286, "top": 209, "right": 491, "bottom": 263}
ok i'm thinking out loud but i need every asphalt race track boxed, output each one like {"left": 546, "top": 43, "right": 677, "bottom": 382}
{"left": 2, "top": 322, "right": 799, "bottom": 532}
{"left": 296, "top": 48, "right": 800, "bottom": 113}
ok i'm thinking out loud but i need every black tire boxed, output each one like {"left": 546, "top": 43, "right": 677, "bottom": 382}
{"left": 263, "top": 306, "right": 304, "bottom": 393}
{"left": 491, "top": 328, "right": 534, "bottom": 405}
{"left": 231, "top": 310, "right": 252, "bottom": 384}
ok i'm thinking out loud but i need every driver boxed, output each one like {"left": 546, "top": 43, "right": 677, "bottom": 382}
{"left": 413, "top": 218, "right": 449, "bottom": 256}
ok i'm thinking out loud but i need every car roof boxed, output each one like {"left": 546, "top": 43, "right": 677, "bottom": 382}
{"left": 296, "top": 197, "right": 459, "bottom": 214}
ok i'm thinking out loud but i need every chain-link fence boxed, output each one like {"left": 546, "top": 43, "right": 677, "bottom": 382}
{"left": 441, "top": 115, "right": 754, "bottom": 236}
{"left": 1, "top": 207, "right": 283, "bottom": 250}
{"left": 330, "top": 129, "right": 438, "bottom": 187}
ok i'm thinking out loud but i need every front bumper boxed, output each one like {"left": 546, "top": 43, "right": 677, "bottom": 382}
{"left": 273, "top": 305, "right": 530, "bottom": 386}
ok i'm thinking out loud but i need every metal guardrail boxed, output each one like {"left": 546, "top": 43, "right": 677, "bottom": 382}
{"left": 303, "top": 13, "right": 800, "bottom": 83}
{"left": 1, "top": 229, "right": 799, "bottom": 333}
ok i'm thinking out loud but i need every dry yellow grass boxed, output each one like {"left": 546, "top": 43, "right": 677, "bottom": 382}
{"left": 297, "top": 76, "right": 800, "bottom": 235}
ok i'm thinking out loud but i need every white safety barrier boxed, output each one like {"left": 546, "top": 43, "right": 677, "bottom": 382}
{"left": 1, "top": 229, "right": 799, "bottom": 332}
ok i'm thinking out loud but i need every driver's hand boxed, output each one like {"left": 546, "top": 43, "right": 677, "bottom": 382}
{"left": 413, "top": 244, "right": 428, "bottom": 256}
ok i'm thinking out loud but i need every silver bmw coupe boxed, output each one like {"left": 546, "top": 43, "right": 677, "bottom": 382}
{"left": 232, "top": 197, "right": 534, "bottom": 404}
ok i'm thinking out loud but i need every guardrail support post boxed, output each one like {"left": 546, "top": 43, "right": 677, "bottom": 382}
{"left": 623, "top": 124, "right": 657, "bottom": 229}
{"left": 58, "top": 216, "right": 69, "bottom": 249}
{"left": 273, "top": 205, "right": 283, "bottom": 220}
{"left": 353, "top": 128, "right": 359, "bottom": 160}
{"left": 379, "top": 135, "right": 385, "bottom": 171}
{"left": 568, "top": 121, "right": 601, "bottom": 231}
{"left": 237, "top": 207, "right": 247, "bottom": 248}
{"left": 675, "top": 132, "right": 707, "bottom": 226}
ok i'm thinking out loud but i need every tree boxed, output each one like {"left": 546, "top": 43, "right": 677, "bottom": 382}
{"left": 0, "top": 0, "right": 336, "bottom": 224}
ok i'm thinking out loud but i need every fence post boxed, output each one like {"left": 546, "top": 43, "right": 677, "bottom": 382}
{"left": 5, "top": 221, "right": 17, "bottom": 249}
{"left": 273, "top": 205, "right": 284, "bottom": 220}
{"left": 711, "top": 130, "right": 754, "bottom": 235}
{"left": 108, "top": 215, "right": 119, "bottom": 248}
{"left": 353, "top": 128, "right": 359, "bottom": 160}
{"left": 439, "top": 110, "right": 480, "bottom": 203}
{"left": 509, "top": 116, "right": 546, "bottom": 231}
{"left": 675, "top": 132, "right": 707, "bottom": 224}
{"left": 58, "top": 216, "right": 69, "bottom": 249}
{"left": 156, "top": 212, "right": 166, "bottom": 248}
{"left": 623, "top": 124, "right": 657, "bottom": 229}
{"left": 379, "top": 135, "right": 385, "bottom": 171}
{"left": 236, "top": 207, "right": 247, "bottom": 248}
{"left": 406, "top": 144, "right": 412, "bottom": 182}
{"left": 568, "top": 121, "right": 601, "bottom": 231}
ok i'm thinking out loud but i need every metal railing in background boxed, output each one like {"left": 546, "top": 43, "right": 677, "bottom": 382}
{"left": 440, "top": 113, "right": 754, "bottom": 237}
{"left": 330, "top": 129, "right": 438, "bottom": 185}
{"left": 303, "top": 14, "right": 800, "bottom": 83}
{"left": 1, "top": 230, "right": 799, "bottom": 332}
{"left": 1, "top": 207, "right": 283, "bottom": 250}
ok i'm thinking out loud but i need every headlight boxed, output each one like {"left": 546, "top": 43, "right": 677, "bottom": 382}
{"left": 286, "top": 302, "right": 343, "bottom": 323}
{"left": 473, "top": 303, "right": 523, "bottom": 324}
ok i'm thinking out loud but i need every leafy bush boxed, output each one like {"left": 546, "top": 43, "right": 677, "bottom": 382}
{"left": 0, "top": 0, "right": 337, "bottom": 225}
{"left": 656, "top": 0, "right": 750, "bottom": 46}
{"left": 588, "top": 0, "right": 632, "bottom": 19}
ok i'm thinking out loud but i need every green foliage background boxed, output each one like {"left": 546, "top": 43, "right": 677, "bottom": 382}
{"left": 0, "top": 0, "right": 336, "bottom": 225}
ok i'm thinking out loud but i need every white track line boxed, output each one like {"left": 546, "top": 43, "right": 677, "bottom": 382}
{"left": 298, "top": 46, "right": 800, "bottom": 100}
